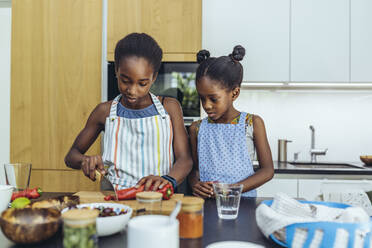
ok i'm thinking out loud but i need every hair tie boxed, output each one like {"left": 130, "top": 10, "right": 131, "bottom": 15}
{"left": 229, "top": 54, "right": 238, "bottom": 64}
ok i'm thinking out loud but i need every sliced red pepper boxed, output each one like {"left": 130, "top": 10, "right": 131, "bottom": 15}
{"left": 104, "top": 195, "right": 113, "bottom": 201}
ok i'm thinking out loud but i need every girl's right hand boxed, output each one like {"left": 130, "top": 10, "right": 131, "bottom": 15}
{"left": 81, "top": 155, "right": 106, "bottom": 181}
{"left": 192, "top": 181, "right": 214, "bottom": 199}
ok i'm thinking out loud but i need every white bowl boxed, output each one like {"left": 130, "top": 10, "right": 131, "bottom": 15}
{"left": 128, "top": 215, "right": 179, "bottom": 248}
{"left": 62, "top": 202, "right": 132, "bottom": 237}
{"left": 0, "top": 185, "right": 14, "bottom": 214}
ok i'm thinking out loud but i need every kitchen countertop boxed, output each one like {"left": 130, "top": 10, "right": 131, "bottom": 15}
{"left": 254, "top": 161, "right": 372, "bottom": 175}
{"left": 0, "top": 193, "right": 280, "bottom": 248}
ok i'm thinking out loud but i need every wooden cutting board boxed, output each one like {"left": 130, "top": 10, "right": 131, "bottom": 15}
{"left": 74, "top": 191, "right": 183, "bottom": 215}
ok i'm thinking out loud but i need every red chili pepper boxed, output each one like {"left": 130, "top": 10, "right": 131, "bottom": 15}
{"left": 11, "top": 187, "right": 42, "bottom": 201}
{"left": 26, "top": 187, "right": 43, "bottom": 199}
{"left": 11, "top": 191, "right": 26, "bottom": 201}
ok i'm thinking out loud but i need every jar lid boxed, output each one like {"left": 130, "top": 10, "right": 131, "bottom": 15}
{"left": 181, "top": 196, "right": 204, "bottom": 212}
{"left": 62, "top": 208, "right": 99, "bottom": 220}
{"left": 136, "top": 191, "right": 162, "bottom": 200}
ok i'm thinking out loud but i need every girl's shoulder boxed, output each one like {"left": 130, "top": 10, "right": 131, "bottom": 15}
{"left": 96, "top": 100, "right": 113, "bottom": 114}
{"left": 158, "top": 96, "right": 182, "bottom": 116}
{"left": 91, "top": 101, "right": 112, "bottom": 120}
{"left": 190, "top": 119, "right": 203, "bottom": 135}
{"left": 251, "top": 114, "right": 265, "bottom": 130}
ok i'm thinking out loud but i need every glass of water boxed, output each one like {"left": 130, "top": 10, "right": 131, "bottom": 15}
{"left": 213, "top": 183, "right": 243, "bottom": 220}
{"left": 4, "top": 163, "right": 32, "bottom": 191}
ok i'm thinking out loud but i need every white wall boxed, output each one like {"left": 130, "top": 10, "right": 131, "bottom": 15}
{"left": 234, "top": 90, "right": 372, "bottom": 163}
{"left": 0, "top": 5, "right": 11, "bottom": 183}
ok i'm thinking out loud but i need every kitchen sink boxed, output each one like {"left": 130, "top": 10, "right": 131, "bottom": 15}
{"left": 289, "top": 162, "right": 365, "bottom": 169}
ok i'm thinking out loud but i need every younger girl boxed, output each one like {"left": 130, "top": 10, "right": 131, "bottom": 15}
{"left": 189, "top": 46, "right": 274, "bottom": 198}
{"left": 65, "top": 33, "right": 192, "bottom": 191}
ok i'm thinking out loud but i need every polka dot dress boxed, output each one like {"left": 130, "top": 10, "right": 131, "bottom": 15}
{"left": 198, "top": 112, "right": 256, "bottom": 197}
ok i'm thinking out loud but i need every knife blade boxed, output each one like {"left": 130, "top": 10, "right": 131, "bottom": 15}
{"left": 95, "top": 169, "right": 118, "bottom": 201}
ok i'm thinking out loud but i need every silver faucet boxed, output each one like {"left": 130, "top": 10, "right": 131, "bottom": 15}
{"left": 309, "top": 125, "right": 328, "bottom": 163}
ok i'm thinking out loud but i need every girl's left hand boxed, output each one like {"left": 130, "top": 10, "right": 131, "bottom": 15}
{"left": 136, "top": 175, "right": 170, "bottom": 191}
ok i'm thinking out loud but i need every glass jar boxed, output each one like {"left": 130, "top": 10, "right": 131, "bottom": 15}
{"left": 62, "top": 208, "right": 99, "bottom": 248}
{"left": 136, "top": 191, "right": 162, "bottom": 216}
{"left": 178, "top": 196, "right": 204, "bottom": 239}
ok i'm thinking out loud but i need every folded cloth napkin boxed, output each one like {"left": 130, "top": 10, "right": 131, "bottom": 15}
{"left": 320, "top": 189, "right": 372, "bottom": 216}
{"left": 256, "top": 193, "right": 370, "bottom": 247}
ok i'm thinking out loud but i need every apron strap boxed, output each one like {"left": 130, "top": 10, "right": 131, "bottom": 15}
{"left": 109, "top": 94, "right": 121, "bottom": 117}
{"left": 150, "top": 93, "right": 167, "bottom": 119}
{"left": 239, "top": 112, "right": 248, "bottom": 125}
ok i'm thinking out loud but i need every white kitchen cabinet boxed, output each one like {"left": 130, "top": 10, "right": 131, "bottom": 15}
{"left": 291, "top": 0, "right": 349, "bottom": 82}
{"left": 298, "top": 179, "right": 372, "bottom": 200}
{"left": 351, "top": 0, "right": 372, "bottom": 82}
{"left": 202, "top": 0, "right": 290, "bottom": 82}
{"left": 256, "top": 178, "right": 298, "bottom": 198}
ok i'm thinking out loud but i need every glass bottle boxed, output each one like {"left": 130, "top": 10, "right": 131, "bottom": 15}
{"left": 178, "top": 196, "right": 205, "bottom": 239}
{"left": 62, "top": 208, "right": 99, "bottom": 248}
{"left": 136, "top": 191, "right": 162, "bottom": 216}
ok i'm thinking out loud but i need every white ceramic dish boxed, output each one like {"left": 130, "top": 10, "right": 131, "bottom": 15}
{"left": 127, "top": 215, "right": 179, "bottom": 248}
{"left": 206, "top": 241, "right": 265, "bottom": 248}
{"left": 62, "top": 202, "right": 132, "bottom": 237}
{"left": 0, "top": 185, "right": 14, "bottom": 214}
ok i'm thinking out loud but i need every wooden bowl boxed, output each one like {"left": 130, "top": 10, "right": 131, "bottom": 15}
{"left": 0, "top": 208, "right": 61, "bottom": 244}
{"left": 360, "top": 155, "right": 372, "bottom": 166}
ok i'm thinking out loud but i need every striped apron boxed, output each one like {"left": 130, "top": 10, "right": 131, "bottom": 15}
{"left": 102, "top": 93, "right": 174, "bottom": 190}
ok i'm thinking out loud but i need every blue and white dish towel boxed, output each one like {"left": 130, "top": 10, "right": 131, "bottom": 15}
{"left": 256, "top": 193, "right": 371, "bottom": 247}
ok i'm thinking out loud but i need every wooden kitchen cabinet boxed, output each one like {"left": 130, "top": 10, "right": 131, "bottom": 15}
{"left": 107, "top": 0, "right": 202, "bottom": 62}
{"left": 11, "top": 0, "right": 102, "bottom": 191}
{"left": 291, "top": 0, "right": 349, "bottom": 82}
{"left": 30, "top": 170, "right": 100, "bottom": 192}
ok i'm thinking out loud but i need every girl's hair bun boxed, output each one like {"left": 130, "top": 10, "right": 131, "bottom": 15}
{"left": 231, "top": 45, "right": 245, "bottom": 62}
{"left": 196, "top": 50, "right": 210, "bottom": 64}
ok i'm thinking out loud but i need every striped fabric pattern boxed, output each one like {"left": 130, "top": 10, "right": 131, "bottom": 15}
{"left": 102, "top": 93, "right": 174, "bottom": 189}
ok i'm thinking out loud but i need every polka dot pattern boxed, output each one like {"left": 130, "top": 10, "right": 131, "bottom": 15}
{"left": 197, "top": 112, "right": 256, "bottom": 197}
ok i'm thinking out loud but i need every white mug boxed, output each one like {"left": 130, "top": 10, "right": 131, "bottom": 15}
{"left": 0, "top": 185, "right": 14, "bottom": 214}
{"left": 127, "top": 215, "right": 179, "bottom": 248}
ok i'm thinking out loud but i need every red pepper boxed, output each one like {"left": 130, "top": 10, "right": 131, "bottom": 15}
{"left": 103, "top": 183, "right": 174, "bottom": 201}
{"left": 118, "top": 185, "right": 145, "bottom": 200}
{"left": 150, "top": 184, "right": 174, "bottom": 200}
{"left": 104, "top": 185, "right": 145, "bottom": 201}
{"left": 11, "top": 187, "right": 42, "bottom": 201}
{"left": 26, "top": 187, "right": 43, "bottom": 199}
{"left": 104, "top": 195, "right": 113, "bottom": 201}
{"left": 11, "top": 191, "right": 26, "bottom": 201}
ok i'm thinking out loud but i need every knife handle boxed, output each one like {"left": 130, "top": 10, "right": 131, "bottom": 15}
{"left": 95, "top": 170, "right": 103, "bottom": 182}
